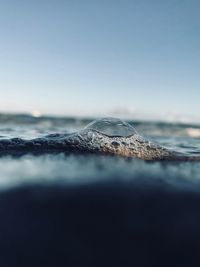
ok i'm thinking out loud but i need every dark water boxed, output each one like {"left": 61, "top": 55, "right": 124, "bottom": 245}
{"left": 0, "top": 113, "right": 200, "bottom": 266}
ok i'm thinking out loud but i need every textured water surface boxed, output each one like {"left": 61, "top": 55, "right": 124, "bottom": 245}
{"left": 0, "top": 114, "right": 199, "bottom": 187}
{"left": 0, "top": 116, "right": 199, "bottom": 162}
{"left": 1, "top": 114, "right": 200, "bottom": 267}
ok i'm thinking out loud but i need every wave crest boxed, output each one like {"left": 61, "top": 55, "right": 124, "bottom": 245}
{"left": 0, "top": 117, "right": 198, "bottom": 161}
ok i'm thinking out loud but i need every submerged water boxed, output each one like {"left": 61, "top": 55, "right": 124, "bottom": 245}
{"left": 1, "top": 113, "right": 200, "bottom": 266}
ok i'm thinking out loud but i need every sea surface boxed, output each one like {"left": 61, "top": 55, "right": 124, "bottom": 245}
{"left": 0, "top": 113, "right": 200, "bottom": 267}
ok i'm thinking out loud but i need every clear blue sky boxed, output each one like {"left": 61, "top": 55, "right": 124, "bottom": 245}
{"left": 0, "top": 0, "right": 199, "bottom": 120}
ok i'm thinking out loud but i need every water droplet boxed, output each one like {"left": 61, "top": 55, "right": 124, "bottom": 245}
{"left": 84, "top": 117, "right": 137, "bottom": 137}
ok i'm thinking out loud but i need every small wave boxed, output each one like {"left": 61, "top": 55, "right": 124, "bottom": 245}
{"left": 0, "top": 117, "right": 199, "bottom": 161}
{"left": 0, "top": 118, "right": 175, "bottom": 160}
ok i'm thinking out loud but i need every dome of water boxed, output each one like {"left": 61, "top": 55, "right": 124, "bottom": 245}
{"left": 84, "top": 117, "right": 137, "bottom": 137}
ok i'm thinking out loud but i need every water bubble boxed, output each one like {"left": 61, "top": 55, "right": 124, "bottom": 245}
{"left": 84, "top": 117, "right": 137, "bottom": 137}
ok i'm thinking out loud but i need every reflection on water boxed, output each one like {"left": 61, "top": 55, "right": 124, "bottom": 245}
{"left": 0, "top": 153, "right": 200, "bottom": 190}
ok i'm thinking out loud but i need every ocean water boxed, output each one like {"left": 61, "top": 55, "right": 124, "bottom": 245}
{"left": 1, "top": 113, "right": 200, "bottom": 267}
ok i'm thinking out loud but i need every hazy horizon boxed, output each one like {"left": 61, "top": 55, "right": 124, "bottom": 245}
{"left": 0, "top": 1, "right": 199, "bottom": 122}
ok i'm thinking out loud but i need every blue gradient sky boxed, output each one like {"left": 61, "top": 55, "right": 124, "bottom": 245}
{"left": 0, "top": 0, "right": 199, "bottom": 121}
